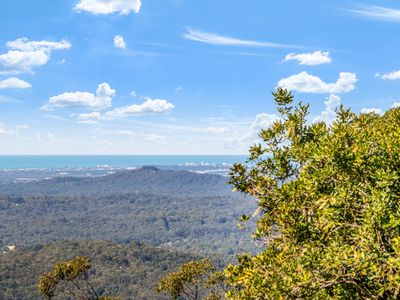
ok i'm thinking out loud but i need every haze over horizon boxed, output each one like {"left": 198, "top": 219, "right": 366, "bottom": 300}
{"left": 0, "top": 0, "right": 399, "bottom": 155}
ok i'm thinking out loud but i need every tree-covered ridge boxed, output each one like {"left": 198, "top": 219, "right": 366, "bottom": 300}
{"left": 0, "top": 240, "right": 219, "bottom": 300}
{"left": 0, "top": 168, "right": 256, "bottom": 255}
{"left": 226, "top": 88, "right": 400, "bottom": 299}
{"left": 0, "top": 167, "right": 235, "bottom": 197}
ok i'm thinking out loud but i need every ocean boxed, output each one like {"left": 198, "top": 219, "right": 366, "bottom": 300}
{"left": 0, "top": 155, "right": 246, "bottom": 170}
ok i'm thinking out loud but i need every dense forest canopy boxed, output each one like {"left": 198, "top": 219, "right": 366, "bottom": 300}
{"left": 0, "top": 168, "right": 255, "bottom": 255}
{"left": 0, "top": 240, "right": 219, "bottom": 300}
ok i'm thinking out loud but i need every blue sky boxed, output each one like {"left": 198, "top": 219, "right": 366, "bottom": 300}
{"left": 0, "top": 0, "right": 399, "bottom": 154}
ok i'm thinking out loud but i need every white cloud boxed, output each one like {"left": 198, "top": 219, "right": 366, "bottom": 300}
{"left": 222, "top": 113, "right": 279, "bottom": 149}
{"left": 249, "top": 113, "right": 280, "bottom": 138}
{"left": 0, "top": 77, "right": 31, "bottom": 89}
{"left": 392, "top": 102, "right": 400, "bottom": 108}
{"left": 78, "top": 120, "right": 98, "bottom": 125}
{"left": 347, "top": 5, "right": 400, "bottom": 22}
{"left": 0, "top": 126, "right": 14, "bottom": 136}
{"left": 361, "top": 108, "right": 383, "bottom": 115}
{"left": 74, "top": 0, "right": 142, "bottom": 15}
{"left": 76, "top": 112, "right": 103, "bottom": 124}
{"left": 114, "top": 35, "right": 126, "bottom": 49}
{"left": 175, "top": 86, "right": 183, "bottom": 95}
{"left": 278, "top": 71, "right": 357, "bottom": 94}
{"left": 0, "top": 124, "right": 31, "bottom": 137}
{"left": 377, "top": 70, "right": 400, "bottom": 80}
{"left": 145, "top": 134, "right": 167, "bottom": 144}
{"left": 42, "top": 83, "right": 116, "bottom": 111}
{"left": 77, "top": 112, "right": 103, "bottom": 120}
{"left": 6, "top": 38, "right": 71, "bottom": 52}
{"left": 183, "top": 27, "right": 294, "bottom": 48}
{"left": 284, "top": 51, "right": 331, "bottom": 65}
{"left": 98, "top": 139, "right": 112, "bottom": 146}
{"left": 105, "top": 98, "right": 174, "bottom": 119}
{"left": 206, "top": 127, "right": 229, "bottom": 135}
{"left": 115, "top": 130, "right": 135, "bottom": 136}
{"left": 36, "top": 132, "right": 59, "bottom": 142}
{"left": 314, "top": 94, "right": 341, "bottom": 123}
{"left": 0, "top": 38, "right": 71, "bottom": 74}
{"left": 16, "top": 125, "right": 30, "bottom": 129}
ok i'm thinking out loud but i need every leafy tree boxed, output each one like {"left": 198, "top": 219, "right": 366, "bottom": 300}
{"left": 38, "top": 256, "right": 119, "bottom": 300}
{"left": 226, "top": 88, "right": 400, "bottom": 299}
{"left": 156, "top": 259, "right": 226, "bottom": 300}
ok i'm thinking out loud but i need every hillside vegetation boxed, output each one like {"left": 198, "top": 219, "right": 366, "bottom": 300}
{"left": 0, "top": 167, "right": 256, "bottom": 254}
{"left": 0, "top": 240, "right": 216, "bottom": 300}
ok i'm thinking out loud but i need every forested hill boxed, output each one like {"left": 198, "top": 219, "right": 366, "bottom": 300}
{"left": 0, "top": 166, "right": 234, "bottom": 197}
{"left": 0, "top": 240, "right": 216, "bottom": 300}
{"left": 0, "top": 167, "right": 257, "bottom": 254}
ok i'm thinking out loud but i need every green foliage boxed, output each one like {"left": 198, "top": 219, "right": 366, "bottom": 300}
{"left": 0, "top": 168, "right": 255, "bottom": 255}
{"left": 226, "top": 88, "right": 400, "bottom": 299}
{"left": 157, "top": 259, "right": 226, "bottom": 300}
{"left": 38, "top": 256, "right": 119, "bottom": 300}
{"left": 0, "top": 240, "right": 209, "bottom": 300}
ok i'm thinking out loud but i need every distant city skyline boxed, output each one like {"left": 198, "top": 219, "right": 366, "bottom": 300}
{"left": 0, "top": 0, "right": 399, "bottom": 154}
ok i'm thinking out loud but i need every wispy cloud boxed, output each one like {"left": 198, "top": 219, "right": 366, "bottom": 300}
{"left": 183, "top": 27, "right": 298, "bottom": 48}
{"left": 0, "top": 95, "right": 23, "bottom": 103}
{"left": 346, "top": 5, "right": 400, "bottom": 22}
{"left": 376, "top": 70, "right": 400, "bottom": 80}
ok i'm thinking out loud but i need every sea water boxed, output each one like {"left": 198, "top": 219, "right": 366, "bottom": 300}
{"left": 0, "top": 155, "right": 246, "bottom": 170}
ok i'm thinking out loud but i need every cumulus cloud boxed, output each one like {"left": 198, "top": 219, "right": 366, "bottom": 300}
{"left": 314, "top": 94, "right": 341, "bottom": 123}
{"left": 206, "top": 127, "right": 229, "bottom": 135}
{"left": 74, "top": 0, "right": 142, "bottom": 15}
{"left": 42, "top": 83, "right": 115, "bottom": 111}
{"left": 278, "top": 71, "right": 357, "bottom": 94}
{"left": 222, "top": 113, "right": 280, "bottom": 149}
{"left": 105, "top": 98, "right": 174, "bottom": 119}
{"left": 0, "top": 77, "right": 31, "bottom": 89}
{"left": 377, "top": 70, "right": 400, "bottom": 80}
{"left": 347, "top": 5, "right": 400, "bottom": 22}
{"left": 361, "top": 108, "right": 383, "bottom": 115}
{"left": 0, "top": 38, "right": 71, "bottom": 74}
{"left": 114, "top": 35, "right": 126, "bottom": 49}
{"left": 392, "top": 102, "right": 400, "bottom": 108}
{"left": 183, "top": 27, "right": 295, "bottom": 48}
{"left": 249, "top": 113, "right": 280, "bottom": 139}
{"left": 284, "top": 51, "right": 331, "bottom": 65}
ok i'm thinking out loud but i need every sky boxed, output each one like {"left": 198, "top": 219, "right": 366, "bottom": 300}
{"left": 0, "top": 0, "right": 399, "bottom": 155}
